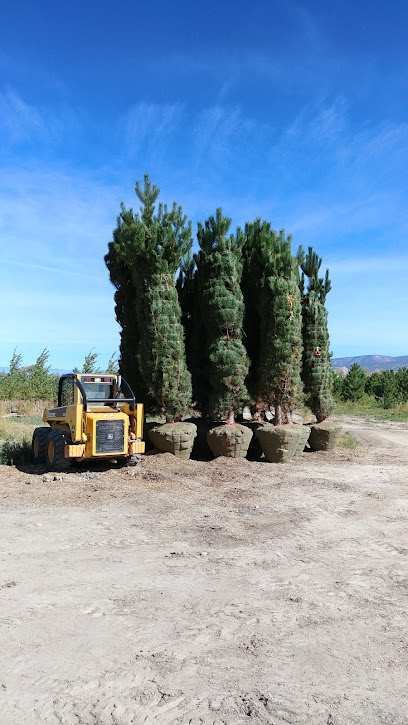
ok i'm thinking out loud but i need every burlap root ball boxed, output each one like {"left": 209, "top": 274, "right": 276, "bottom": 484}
{"left": 149, "top": 422, "right": 197, "bottom": 460}
{"left": 308, "top": 421, "right": 341, "bottom": 451}
{"left": 206, "top": 423, "right": 253, "bottom": 458}
{"left": 256, "top": 423, "right": 304, "bottom": 463}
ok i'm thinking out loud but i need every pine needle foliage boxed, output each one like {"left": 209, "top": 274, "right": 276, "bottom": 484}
{"left": 243, "top": 227, "right": 303, "bottom": 424}
{"left": 196, "top": 209, "right": 249, "bottom": 422}
{"left": 241, "top": 219, "right": 272, "bottom": 414}
{"left": 259, "top": 231, "right": 303, "bottom": 424}
{"left": 105, "top": 210, "right": 147, "bottom": 403}
{"left": 299, "top": 245, "right": 334, "bottom": 422}
{"left": 188, "top": 255, "right": 210, "bottom": 412}
{"left": 342, "top": 363, "right": 366, "bottom": 402}
{"left": 176, "top": 249, "right": 196, "bottom": 373}
{"left": 106, "top": 174, "right": 193, "bottom": 421}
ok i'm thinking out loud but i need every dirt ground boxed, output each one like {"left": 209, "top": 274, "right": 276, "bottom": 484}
{"left": 0, "top": 416, "right": 407, "bottom": 725}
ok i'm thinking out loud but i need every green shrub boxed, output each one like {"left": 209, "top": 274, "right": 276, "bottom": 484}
{"left": 0, "top": 438, "right": 32, "bottom": 466}
{"left": 338, "top": 432, "right": 358, "bottom": 450}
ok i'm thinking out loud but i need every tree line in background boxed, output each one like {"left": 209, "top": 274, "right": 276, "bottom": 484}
{"left": 335, "top": 363, "right": 408, "bottom": 409}
{"left": 2, "top": 346, "right": 407, "bottom": 417}
{"left": 105, "top": 174, "right": 334, "bottom": 424}
{"left": 0, "top": 349, "right": 119, "bottom": 402}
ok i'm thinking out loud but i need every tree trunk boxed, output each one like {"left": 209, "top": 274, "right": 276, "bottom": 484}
{"left": 275, "top": 400, "right": 282, "bottom": 426}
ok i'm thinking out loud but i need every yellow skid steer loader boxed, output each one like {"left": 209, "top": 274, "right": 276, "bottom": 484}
{"left": 32, "top": 373, "right": 145, "bottom": 471}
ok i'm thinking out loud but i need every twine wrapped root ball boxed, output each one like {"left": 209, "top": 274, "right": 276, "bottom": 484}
{"left": 308, "top": 421, "right": 341, "bottom": 451}
{"left": 256, "top": 424, "right": 304, "bottom": 463}
{"left": 149, "top": 422, "right": 197, "bottom": 460}
{"left": 206, "top": 423, "right": 253, "bottom": 458}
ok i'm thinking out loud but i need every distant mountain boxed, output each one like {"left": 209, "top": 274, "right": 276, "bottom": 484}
{"left": 332, "top": 355, "right": 408, "bottom": 372}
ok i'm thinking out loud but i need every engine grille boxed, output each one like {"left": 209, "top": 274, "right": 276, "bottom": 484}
{"left": 95, "top": 419, "right": 125, "bottom": 454}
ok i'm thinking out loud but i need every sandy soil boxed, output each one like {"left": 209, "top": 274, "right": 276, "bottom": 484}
{"left": 0, "top": 416, "right": 407, "bottom": 724}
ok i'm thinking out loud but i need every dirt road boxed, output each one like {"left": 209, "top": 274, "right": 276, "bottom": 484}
{"left": 0, "top": 417, "right": 407, "bottom": 724}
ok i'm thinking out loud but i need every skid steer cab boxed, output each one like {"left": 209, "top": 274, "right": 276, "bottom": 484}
{"left": 32, "top": 373, "right": 145, "bottom": 471}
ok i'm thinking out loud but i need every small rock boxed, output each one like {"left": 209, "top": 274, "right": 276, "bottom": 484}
{"left": 42, "top": 474, "right": 53, "bottom": 483}
{"left": 25, "top": 480, "right": 31, "bottom": 485}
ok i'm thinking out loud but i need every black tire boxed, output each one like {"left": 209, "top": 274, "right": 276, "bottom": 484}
{"left": 31, "top": 427, "right": 50, "bottom": 464}
{"left": 45, "top": 431, "right": 71, "bottom": 472}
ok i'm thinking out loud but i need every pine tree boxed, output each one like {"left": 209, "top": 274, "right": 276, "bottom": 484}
{"left": 241, "top": 219, "right": 272, "bottom": 416}
{"left": 396, "top": 367, "right": 408, "bottom": 402}
{"left": 108, "top": 174, "right": 193, "bottom": 421}
{"left": 105, "top": 209, "right": 147, "bottom": 402}
{"left": 369, "top": 369, "right": 399, "bottom": 408}
{"left": 188, "top": 253, "right": 210, "bottom": 412}
{"left": 257, "top": 230, "right": 303, "bottom": 425}
{"left": 299, "top": 246, "right": 334, "bottom": 422}
{"left": 342, "top": 363, "right": 366, "bottom": 401}
{"left": 195, "top": 209, "right": 249, "bottom": 422}
{"left": 176, "top": 249, "right": 196, "bottom": 374}
{"left": 381, "top": 370, "right": 398, "bottom": 409}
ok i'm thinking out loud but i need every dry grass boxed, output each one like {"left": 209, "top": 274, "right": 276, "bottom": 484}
{"left": 0, "top": 417, "right": 42, "bottom": 441}
{"left": 334, "top": 397, "right": 408, "bottom": 421}
{"left": 0, "top": 415, "right": 44, "bottom": 466}
{"left": 0, "top": 399, "right": 54, "bottom": 416}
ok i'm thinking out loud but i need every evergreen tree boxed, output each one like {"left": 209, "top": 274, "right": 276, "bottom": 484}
{"left": 176, "top": 249, "right": 196, "bottom": 374}
{"left": 332, "top": 370, "right": 345, "bottom": 399}
{"left": 108, "top": 174, "right": 193, "bottom": 421}
{"left": 368, "top": 369, "right": 399, "bottom": 408}
{"left": 381, "top": 370, "right": 399, "bottom": 409}
{"left": 241, "top": 219, "right": 272, "bottom": 416}
{"left": 396, "top": 367, "right": 408, "bottom": 402}
{"left": 299, "top": 246, "right": 334, "bottom": 422}
{"left": 105, "top": 210, "right": 147, "bottom": 402}
{"left": 365, "top": 371, "right": 381, "bottom": 397}
{"left": 342, "top": 363, "right": 366, "bottom": 401}
{"left": 257, "top": 230, "right": 303, "bottom": 424}
{"left": 188, "top": 252, "right": 210, "bottom": 412}
{"left": 195, "top": 209, "right": 249, "bottom": 422}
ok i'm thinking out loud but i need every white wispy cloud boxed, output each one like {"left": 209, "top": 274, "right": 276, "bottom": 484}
{"left": 119, "top": 101, "right": 184, "bottom": 159}
{"left": 192, "top": 105, "right": 265, "bottom": 168}
{"left": 0, "top": 88, "right": 81, "bottom": 148}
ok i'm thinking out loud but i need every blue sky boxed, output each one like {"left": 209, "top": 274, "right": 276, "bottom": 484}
{"left": 1, "top": 0, "right": 407, "bottom": 370}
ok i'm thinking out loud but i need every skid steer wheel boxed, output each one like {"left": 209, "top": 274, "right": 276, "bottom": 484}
{"left": 45, "top": 431, "right": 71, "bottom": 472}
{"left": 31, "top": 427, "right": 50, "bottom": 464}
